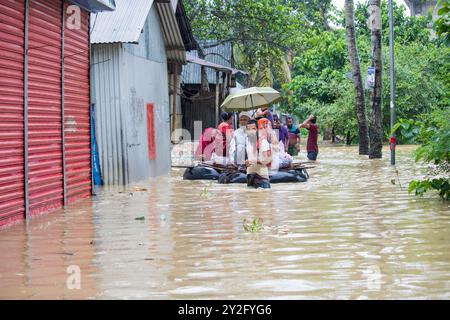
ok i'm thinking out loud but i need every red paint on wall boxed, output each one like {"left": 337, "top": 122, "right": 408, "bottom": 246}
{"left": 147, "top": 103, "right": 156, "bottom": 160}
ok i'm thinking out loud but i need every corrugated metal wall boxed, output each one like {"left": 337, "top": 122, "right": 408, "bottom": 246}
{"left": 91, "top": 43, "right": 127, "bottom": 185}
{"left": 27, "top": 0, "right": 64, "bottom": 216}
{"left": 181, "top": 41, "right": 232, "bottom": 84}
{"left": 181, "top": 85, "right": 217, "bottom": 138}
{"left": 91, "top": 5, "right": 171, "bottom": 185}
{"left": 0, "top": 0, "right": 92, "bottom": 227}
{"left": 0, "top": 0, "right": 26, "bottom": 226}
{"left": 64, "top": 2, "right": 91, "bottom": 204}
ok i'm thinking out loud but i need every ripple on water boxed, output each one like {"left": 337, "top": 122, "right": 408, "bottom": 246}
{"left": 0, "top": 145, "right": 449, "bottom": 299}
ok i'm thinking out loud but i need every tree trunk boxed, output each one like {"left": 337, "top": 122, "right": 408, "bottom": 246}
{"left": 323, "top": 128, "right": 332, "bottom": 141}
{"left": 344, "top": 0, "right": 369, "bottom": 155}
{"left": 346, "top": 131, "right": 354, "bottom": 145}
{"left": 368, "top": 0, "right": 383, "bottom": 159}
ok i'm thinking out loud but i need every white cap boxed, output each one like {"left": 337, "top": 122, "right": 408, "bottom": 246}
{"left": 239, "top": 111, "right": 251, "bottom": 119}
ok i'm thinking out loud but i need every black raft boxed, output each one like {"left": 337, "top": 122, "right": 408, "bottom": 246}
{"left": 183, "top": 165, "right": 309, "bottom": 184}
{"left": 183, "top": 166, "right": 220, "bottom": 181}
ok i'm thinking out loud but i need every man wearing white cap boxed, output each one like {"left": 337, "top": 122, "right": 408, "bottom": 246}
{"left": 229, "top": 111, "right": 251, "bottom": 166}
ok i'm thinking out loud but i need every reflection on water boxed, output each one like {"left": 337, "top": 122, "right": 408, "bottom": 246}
{"left": 0, "top": 145, "right": 449, "bottom": 299}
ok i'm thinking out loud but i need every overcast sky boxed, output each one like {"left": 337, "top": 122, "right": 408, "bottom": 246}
{"left": 331, "top": 0, "right": 410, "bottom": 15}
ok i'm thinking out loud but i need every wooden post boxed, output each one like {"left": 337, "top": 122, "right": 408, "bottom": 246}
{"left": 215, "top": 71, "right": 220, "bottom": 126}
{"left": 222, "top": 73, "right": 228, "bottom": 100}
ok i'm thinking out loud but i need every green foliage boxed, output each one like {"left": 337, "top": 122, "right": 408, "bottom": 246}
{"left": 283, "top": 1, "right": 449, "bottom": 144}
{"left": 408, "top": 179, "right": 449, "bottom": 200}
{"left": 243, "top": 217, "right": 264, "bottom": 233}
{"left": 185, "top": 0, "right": 333, "bottom": 87}
{"left": 200, "top": 181, "right": 213, "bottom": 198}
{"left": 392, "top": 119, "right": 422, "bottom": 144}
{"left": 413, "top": 109, "right": 450, "bottom": 165}
{"left": 352, "top": 0, "right": 431, "bottom": 45}
{"left": 434, "top": 0, "right": 450, "bottom": 44}
{"left": 282, "top": 29, "right": 357, "bottom": 140}
{"left": 394, "top": 108, "right": 450, "bottom": 163}
{"left": 394, "top": 108, "right": 450, "bottom": 200}
{"left": 381, "top": 42, "right": 450, "bottom": 138}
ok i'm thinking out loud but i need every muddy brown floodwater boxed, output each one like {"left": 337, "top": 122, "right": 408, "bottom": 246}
{"left": 0, "top": 145, "right": 449, "bottom": 299}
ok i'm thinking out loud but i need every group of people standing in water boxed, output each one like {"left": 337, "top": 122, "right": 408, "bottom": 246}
{"left": 194, "top": 106, "right": 319, "bottom": 189}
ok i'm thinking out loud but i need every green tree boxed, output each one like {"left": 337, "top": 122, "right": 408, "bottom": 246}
{"left": 185, "top": 0, "right": 334, "bottom": 87}
{"left": 394, "top": 108, "right": 450, "bottom": 200}
{"left": 285, "top": 0, "right": 449, "bottom": 151}
{"left": 434, "top": 0, "right": 450, "bottom": 44}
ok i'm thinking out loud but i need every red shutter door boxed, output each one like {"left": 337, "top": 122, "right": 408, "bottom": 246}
{"left": 0, "top": 0, "right": 25, "bottom": 227}
{"left": 64, "top": 2, "right": 91, "bottom": 204}
{"left": 27, "top": 0, "right": 63, "bottom": 216}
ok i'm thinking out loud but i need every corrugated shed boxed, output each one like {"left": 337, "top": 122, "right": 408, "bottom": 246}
{"left": 64, "top": 1, "right": 92, "bottom": 203}
{"left": 155, "top": 0, "right": 185, "bottom": 63}
{"left": 91, "top": 44, "right": 127, "bottom": 185}
{"left": 91, "top": 5, "right": 171, "bottom": 185}
{"left": 0, "top": 0, "right": 26, "bottom": 227}
{"left": 182, "top": 41, "right": 232, "bottom": 84}
{"left": 90, "top": 0, "right": 154, "bottom": 44}
{"left": 27, "top": 0, "right": 64, "bottom": 216}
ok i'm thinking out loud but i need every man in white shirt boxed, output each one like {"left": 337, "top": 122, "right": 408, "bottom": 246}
{"left": 245, "top": 119, "right": 271, "bottom": 189}
{"left": 229, "top": 111, "right": 251, "bottom": 166}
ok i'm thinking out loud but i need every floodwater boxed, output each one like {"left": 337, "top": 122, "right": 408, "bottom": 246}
{"left": 0, "top": 145, "right": 449, "bottom": 300}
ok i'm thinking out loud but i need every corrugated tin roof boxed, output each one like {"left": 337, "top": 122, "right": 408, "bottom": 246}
{"left": 69, "top": 0, "right": 116, "bottom": 13}
{"left": 186, "top": 53, "right": 248, "bottom": 75}
{"left": 182, "top": 41, "right": 233, "bottom": 84}
{"left": 90, "top": 0, "right": 154, "bottom": 44}
{"left": 155, "top": 1, "right": 186, "bottom": 63}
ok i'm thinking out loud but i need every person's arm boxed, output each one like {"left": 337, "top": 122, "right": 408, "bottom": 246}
{"left": 295, "top": 130, "right": 301, "bottom": 149}
{"left": 259, "top": 140, "right": 272, "bottom": 165}
{"left": 229, "top": 137, "right": 236, "bottom": 164}
{"left": 283, "top": 127, "right": 289, "bottom": 152}
{"left": 300, "top": 114, "right": 315, "bottom": 129}
{"left": 256, "top": 108, "right": 270, "bottom": 118}
{"left": 194, "top": 138, "right": 204, "bottom": 161}
{"left": 225, "top": 127, "right": 234, "bottom": 151}
{"left": 255, "top": 108, "right": 265, "bottom": 117}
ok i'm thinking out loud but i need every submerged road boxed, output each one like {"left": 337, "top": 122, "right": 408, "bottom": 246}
{"left": 0, "top": 145, "right": 449, "bottom": 299}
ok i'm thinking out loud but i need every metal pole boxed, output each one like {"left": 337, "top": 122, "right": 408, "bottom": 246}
{"left": 89, "top": 14, "right": 96, "bottom": 192}
{"left": 215, "top": 71, "right": 220, "bottom": 126}
{"left": 389, "top": 0, "right": 396, "bottom": 165}
{"left": 24, "top": 0, "right": 30, "bottom": 224}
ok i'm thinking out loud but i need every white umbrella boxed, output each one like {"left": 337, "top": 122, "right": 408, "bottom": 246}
{"left": 221, "top": 87, "right": 281, "bottom": 111}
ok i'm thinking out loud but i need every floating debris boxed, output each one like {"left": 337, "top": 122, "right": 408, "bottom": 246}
{"left": 133, "top": 186, "right": 148, "bottom": 192}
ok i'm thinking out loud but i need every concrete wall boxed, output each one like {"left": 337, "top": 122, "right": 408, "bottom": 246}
{"left": 404, "top": 0, "right": 438, "bottom": 17}
{"left": 92, "top": 6, "right": 171, "bottom": 185}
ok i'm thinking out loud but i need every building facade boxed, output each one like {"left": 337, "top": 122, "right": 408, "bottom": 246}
{"left": 90, "top": 0, "right": 195, "bottom": 185}
{"left": 0, "top": 0, "right": 114, "bottom": 228}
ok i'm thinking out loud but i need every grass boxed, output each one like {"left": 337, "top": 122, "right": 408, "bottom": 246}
{"left": 200, "top": 181, "right": 213, "bottom": 198}
{"left": 243, "top": 217, "right": 264, "bottom": 233}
